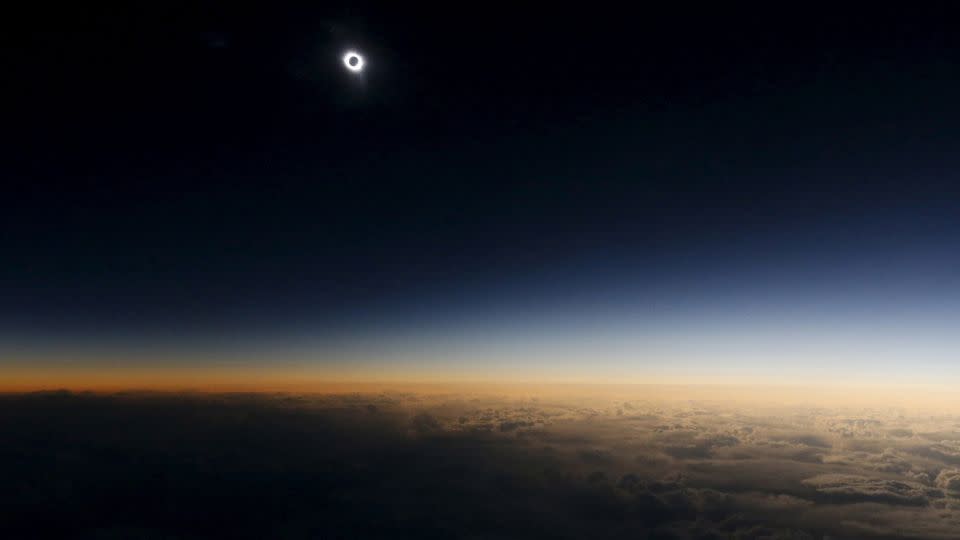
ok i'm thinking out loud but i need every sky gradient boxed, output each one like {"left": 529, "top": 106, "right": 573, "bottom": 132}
{"left": 4, "top": 4, "right": 960, "bottom": 390}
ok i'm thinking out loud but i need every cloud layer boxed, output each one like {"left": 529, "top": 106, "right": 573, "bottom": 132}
{"left": 3, "top": 390, "right": 960, "bottom": 538}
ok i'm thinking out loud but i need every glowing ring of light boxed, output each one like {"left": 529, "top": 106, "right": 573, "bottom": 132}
{"left": 343, "top": 51, "right": 364, "bottom": 73}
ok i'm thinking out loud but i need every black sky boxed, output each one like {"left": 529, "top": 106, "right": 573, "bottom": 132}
{"left": 5, "top": 3, "right": 960, "bottom": 342}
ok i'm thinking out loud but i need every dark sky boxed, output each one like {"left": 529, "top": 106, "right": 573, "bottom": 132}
{"left": 5, "top": 4, "right": 960, "bottom": 357}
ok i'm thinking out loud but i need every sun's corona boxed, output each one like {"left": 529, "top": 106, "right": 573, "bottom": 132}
{"left": 343, "top": 51, "right": 364, "bottom": 73}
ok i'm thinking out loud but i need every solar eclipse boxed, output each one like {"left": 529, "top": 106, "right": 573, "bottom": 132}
{"left": 342, "top": 51, "right": 364, "bottom": 73}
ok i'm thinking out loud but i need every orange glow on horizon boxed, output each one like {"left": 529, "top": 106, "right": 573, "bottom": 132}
{"left": 4, "top": 362, "right": 960, "bottom": 412}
